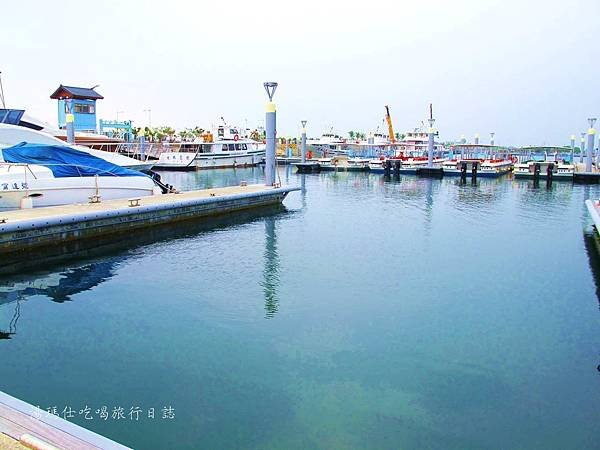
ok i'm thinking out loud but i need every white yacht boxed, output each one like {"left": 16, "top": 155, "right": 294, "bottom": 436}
{"left": 154, "top": 125, "right": 265, "bottom": 170}
{"left": 0, "top": 142, "right": 163, "bottom": 209}
{"left": 0, "top": 123, "right": 153, "bottom": 171}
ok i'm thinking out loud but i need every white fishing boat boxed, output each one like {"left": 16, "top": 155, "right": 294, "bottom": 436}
{"left": 0, "top": 142, "right": 163, "bottom": 209}
{"left": 154, "top": 124, "right": 265, "bottom": 170}
{"left": 307, "top": 132, "right": 347, "bottom": 155}
{"left": 513, "top": 158, "right": 574, "bottom": 180}
{"left": 442, "top": 158, "right": 513, "bottom": 177}
{"left": 369, "top": 156, "right": 445, "bottom": 174}
{"left": 395, "top": 129, "right": 445, "bottom": 156}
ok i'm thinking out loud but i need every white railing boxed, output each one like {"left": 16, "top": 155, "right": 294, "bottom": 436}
{"left": 76, "top": 142, "right": 205, "bottom": 161}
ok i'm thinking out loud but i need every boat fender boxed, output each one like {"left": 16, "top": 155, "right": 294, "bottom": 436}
{"left": 20, "top": 197, "right": 33, "bottom": 209}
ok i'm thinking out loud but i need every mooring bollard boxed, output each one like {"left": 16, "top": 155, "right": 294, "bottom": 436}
{"left": 533, "top": 162, "right": 540, "bottom": 181}
{"left": 264, "top": 82, "right": 278, "bottom": 186}
{"left": 471, "top": 161, "right": 478, "bottom": 178}
{"left": 547, "top": 162, "right": 554, "bottom": 185}
{"left": 384, "top": 160, "right": 392, "bottom": 177}
{"left": 393, "top": 160, "right": 401, "bottom": 176}
{"left": 461, "top": 161, "right": 467, "bottom": 179}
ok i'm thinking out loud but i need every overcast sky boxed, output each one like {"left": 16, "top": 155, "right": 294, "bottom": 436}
{"left": 2, "top": 0, "right": 598, "bottom": 146}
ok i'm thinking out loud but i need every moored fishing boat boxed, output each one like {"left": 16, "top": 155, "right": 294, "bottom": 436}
{"left": 513, "top": 160, "right": 574, "bottom": 180}
{"left": 369, "top": 156, "right": 445, "bottom": 174}
{"left": 442, "top": 158, "right": 513, "bottom": 177}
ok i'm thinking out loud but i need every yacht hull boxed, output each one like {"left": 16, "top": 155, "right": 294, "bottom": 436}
{"left": 0, "top": 177, "right": 157, "bottom": 208}
{"left": 154, "top": 152, "right": 264, "bottom": 170}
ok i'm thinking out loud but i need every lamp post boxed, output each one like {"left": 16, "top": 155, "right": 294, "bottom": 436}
{"left": 570, "top": 134, "right": 575, "bottom": 164}
{"left": 301, "top": 120, "right": 307, "bottom": 163}
{"left": 580, "top": 133, "right": 586, "bottom": 164}
{"left": 427, "top": 104, "right": 435, "bottom": 168}
{"left": 586, "top": 118, "right": 596, "bottom": 172}
{"left": 116, "top": 110, "right": 124, "bottom": 122}
{"left": 65, "top": 98, "right": 75, "bottom": 144}
{"left": 264, "top": 82, "right": 278, "bottom": 186}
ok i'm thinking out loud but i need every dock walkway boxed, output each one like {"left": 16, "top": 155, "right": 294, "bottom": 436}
{"left": 0, "top": 390, "right": 130, "bottom": 449}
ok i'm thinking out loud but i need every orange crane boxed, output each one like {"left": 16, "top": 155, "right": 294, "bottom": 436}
{"left": 385, "top": 105, "right": 396, "bottom": 144}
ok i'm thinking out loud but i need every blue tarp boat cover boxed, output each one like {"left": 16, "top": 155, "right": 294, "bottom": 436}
{"left": 1, "top": 142, "right": 144, "bottom": 178}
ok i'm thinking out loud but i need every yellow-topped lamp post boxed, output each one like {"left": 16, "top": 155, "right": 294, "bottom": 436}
{"left": 264, "top": 82, "right": 278, "bottom": 186}
{"left": 570, "top": 134, "right": 575, "bottom": 164}
{"left": 300, "top": 120, "right": 307, "bottom": 163}
{"left": 586, "top": 118, "right": 596, "bottom": 172}
{"left": 580, "top": 132, "right": 586, "bottom": 164}
{"left": 427, "top": 104, "right": 435, "bottom": 168}
{"left": 65, "top": 99, "right": 75, "bottom": 144}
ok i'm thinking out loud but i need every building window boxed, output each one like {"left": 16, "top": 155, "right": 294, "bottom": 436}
{"left": 70, "top": 104, "right": 95, "bottom": 114}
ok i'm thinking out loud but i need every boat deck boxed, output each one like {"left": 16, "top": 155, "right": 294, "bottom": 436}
{"left": 0, "top": 390, "right": 130, "bottom": 449}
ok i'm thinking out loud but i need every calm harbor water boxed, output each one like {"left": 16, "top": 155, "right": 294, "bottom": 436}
{"left": 1, "top": 167, "right": 599, "bottom": 449}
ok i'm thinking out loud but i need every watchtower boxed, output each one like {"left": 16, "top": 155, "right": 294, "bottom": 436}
{"left": 50, "top": 84, "right": 103, "bottom": 133}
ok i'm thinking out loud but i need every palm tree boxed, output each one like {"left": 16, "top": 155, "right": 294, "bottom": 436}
{"left": 349, "top": 131, "right": 355, "bottom": 140}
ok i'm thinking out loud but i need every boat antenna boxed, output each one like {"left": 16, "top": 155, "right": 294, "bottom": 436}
{"left": 0, "top": 71, "right": 6, "bottom": 108}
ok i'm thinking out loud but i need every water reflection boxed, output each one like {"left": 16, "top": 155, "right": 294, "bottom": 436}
{"left": 0, "top": 297, "right": 20, "bottom": 340}
{"left": 583, "top": 232, "right": 600, "bottom": 307}
{"left": 0, "top": 205, "right": 294, "bottom": 338}
{"left": 0, "top": 259, "right": 120, "bottom": 340}
{"left": 582, "top": 231, "right": 600, "bottom": 373}
{"left": 262, "top": 216, "right": 280, "bottom": 318}
{"left": 0, "top": 259, "right": 119, "bottom": 305}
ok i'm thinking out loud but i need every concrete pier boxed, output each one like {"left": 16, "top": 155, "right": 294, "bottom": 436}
{"left": 0, "top": 390, "right": 129, "bottom": 449}
{"left": 0, "top": 184, "right": 298, "bottom": 274}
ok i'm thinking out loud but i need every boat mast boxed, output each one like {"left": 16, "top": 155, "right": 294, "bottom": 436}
{"left": 0, "top": 71, "right": 6, "bottom": 108}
